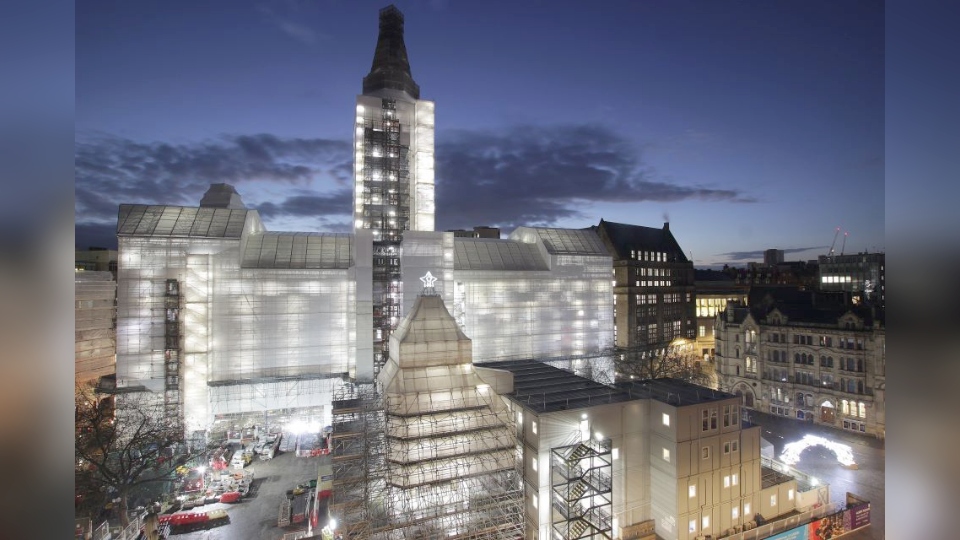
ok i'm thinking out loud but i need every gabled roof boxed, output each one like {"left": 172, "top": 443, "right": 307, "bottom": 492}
{"left": 596, "top": 219, "right": 688, "bottom": 261}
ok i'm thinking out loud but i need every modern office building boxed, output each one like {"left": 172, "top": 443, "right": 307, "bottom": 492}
{"left": 715, "top": 286, "right": 885, "bottom": 438}
{"left": 763, "top": 249, "right": 784, "bottom": 267}
{"left": 354, "top": 5, "right": 435, "bottom": 375}
{"left": 817, "top": 252, "right": 885, "bottom": 308}
{"left": 594, "top": 220, "right": 696, "bottom": 357}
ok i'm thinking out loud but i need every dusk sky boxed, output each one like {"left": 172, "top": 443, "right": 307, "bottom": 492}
{"left": 75, "top": 0, "right": 884, "bottom": 268}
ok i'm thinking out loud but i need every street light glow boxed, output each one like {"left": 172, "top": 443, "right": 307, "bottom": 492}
{"left": 779, "top": 434, "right": 857, "bottom": 467}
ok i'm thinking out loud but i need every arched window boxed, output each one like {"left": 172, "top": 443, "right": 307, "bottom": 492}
{"left": 795, "top": 353, "right": 801, "bottom": 364}
{"left": 797, "top": 392, "right": 804, "bottom": 404}
{"left": 841, "top": 400, "right": 849, "bottom": 415}
{"left": 857, "top": 359, "right": 864, "bottom": 372}
{"left": 820, "top": 355, "right": 826, "bottom": 367}
{"left": 736, "top": 348, "right": 740, "bottom": 359}
{"left": 827, "top": 356, "right": 834, "bottom": 368}
{"left": 858, "top": 402, "right": 866, "bottom": 418}
{"left": 857, "top": 380, "right": 864, "bottom": 394}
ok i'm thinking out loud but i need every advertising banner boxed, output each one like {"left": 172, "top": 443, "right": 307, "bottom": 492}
{"left": 844, "top": 502, "right": 871, "bottom": 530}
{"left": 809, "top": 512, "right": 845, "bottom": 540}
{"left": 765, "top": 524, "right": 809, "bottom": 540}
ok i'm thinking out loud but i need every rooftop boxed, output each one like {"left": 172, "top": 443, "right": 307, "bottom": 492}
{"left": 117, "top": 204, "right": 249, "bottom": 238}
{"left": 617, "top": 378, "right": 737, "bottom": 407}
{"left": 241, "top": 232, "right": 353, "bottom": 269}
{"left": 595, "top": 219, "right": 688, "bottom": 262}
{"left": 454, "top": 238, "right": 549, "bottom": 271}
{"left": 474, "top": 359, "right": 635, "bottom": 414}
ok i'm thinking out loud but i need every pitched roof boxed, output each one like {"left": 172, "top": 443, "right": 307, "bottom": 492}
{"left": 241, "top": 232, "right": 353, "bottom": 269}
{"left": 454, "top": 238, "right": 549, "bottom": 271}
{"left": 596, "top": 219, "right": 688, "bottom": 261}
{"left": 117, "top": 205, "right": 249, "bottom": 238}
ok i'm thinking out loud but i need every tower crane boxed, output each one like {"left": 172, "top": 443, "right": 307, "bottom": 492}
{"left": 840, "top": 231, "right": 848, "bottom": 255}
{"left": 827, "top": 226, "right": 841, "bottom": 256}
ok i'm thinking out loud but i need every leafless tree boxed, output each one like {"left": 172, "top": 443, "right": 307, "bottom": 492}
{"left": 75, "top": 387, "right": 202, "bottom": 526}
{"left": 614, "top": 344, "right": 714, "bottom": 387}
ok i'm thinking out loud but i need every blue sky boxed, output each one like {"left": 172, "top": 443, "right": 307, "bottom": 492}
{"left": 75, "top": 0, "right": 884, "bottom": 267}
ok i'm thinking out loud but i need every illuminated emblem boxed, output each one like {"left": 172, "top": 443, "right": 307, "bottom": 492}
{"left": 420, "top": 271, "right": 438, "bottom": 290}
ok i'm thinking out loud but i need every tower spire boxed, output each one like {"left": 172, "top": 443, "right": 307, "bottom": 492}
{"left": 363, "top": 5, "right": 420, "bottom": 99}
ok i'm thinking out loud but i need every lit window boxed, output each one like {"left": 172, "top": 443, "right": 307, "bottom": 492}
{"left": 532, "top": 494, "right": 538, "bottom": 509}
{"left": 788, "top": 489, "right": 794, "bottom": 501}
{"left": 858, "top": 402, "right": 866, "bottom": 419}
{"left": 744, "top": 503, "right": 751, "bottom": 516}
{"left": 689, "top": 485, "right": 696, "bottom": 498}
{"left": 612, "top": 448, "right": 619, "bottom": 460}
{"left": 702, "top": 515, "right": 710, "bottom": 529}
{"left": 732, "top": 473, "right": 738, "bottom": 486}
{"left": 532, "top": 457, "right": 537, "bottom": 472}
{"left": 723, "top": 475, "right": 730, "bottom": 488}
{"left": 689, "top": 519, "right": 697, "bottom": 533}
{"left": 732, "top": 507, "right": 739, "bottom": 519}
{"left": 532, "top": 421, "right": 538, "bottom": 435}
{"left": 663, "top": 448, "right": 671, "bottom": 462}
{"left": 662, "top": 413, "right": 670, "bottom": 427}
{"left": 770, "top": 495, "right": 777, "bottom": 506}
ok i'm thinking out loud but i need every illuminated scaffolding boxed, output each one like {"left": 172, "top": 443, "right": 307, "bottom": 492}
{"left": 332, "top": 290, "right": 523, "bottom": 539}
{"left": 115, "top": 201, "right": 358, "bottom": 434}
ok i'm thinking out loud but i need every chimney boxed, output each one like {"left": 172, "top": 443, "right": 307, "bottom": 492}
{"left": 663, "top": 222, "right": 670, "bottom": 231}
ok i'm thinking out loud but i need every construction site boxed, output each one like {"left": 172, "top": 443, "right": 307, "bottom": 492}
{"left": 330, "top": 289, "right": 524, "bottom": 539}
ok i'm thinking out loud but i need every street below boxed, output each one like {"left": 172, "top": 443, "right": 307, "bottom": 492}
{"left": 750, "top": 411, "right": 885, "bottom": 540}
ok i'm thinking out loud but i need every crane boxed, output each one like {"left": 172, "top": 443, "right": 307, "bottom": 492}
{"left": 827, "top": 226, "right": 841, "bottom": 256}
{"left": 840, "top": 231, "right": 848, "bottom": 255}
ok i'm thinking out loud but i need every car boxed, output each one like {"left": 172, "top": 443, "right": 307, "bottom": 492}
{"left": 219, "top": 491, "right": 242, "bottom": 504}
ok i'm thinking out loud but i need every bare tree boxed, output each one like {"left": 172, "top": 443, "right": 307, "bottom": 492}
{"left": 75, "top": 387, "right": 201, "bottom": 526}
{"left": 614, "top": 343, "right": 714, "bottom": 387}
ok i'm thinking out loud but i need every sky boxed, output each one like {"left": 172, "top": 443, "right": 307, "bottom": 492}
{"left": 75, "top": 0, "right": 884, "bottom": 268}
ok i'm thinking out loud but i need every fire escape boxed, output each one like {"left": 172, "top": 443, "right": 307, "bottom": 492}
{"left": 551, "top": 437, "right": 613, "bottom": 539}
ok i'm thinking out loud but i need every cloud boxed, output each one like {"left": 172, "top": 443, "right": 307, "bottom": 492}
{"left": 74, "top": 133, "right": 352, "bottom": 247}
{"left": 255, "top": 190, "right": 352, "bottom": 219}
{"left": 434, "top": 124, "right": 756, "bottom": 231}
{"left": 717, "top": 246, "right": 828, "bottom": 261}
{"left": 257, "top": 2, "right": 327, "bottom": 45}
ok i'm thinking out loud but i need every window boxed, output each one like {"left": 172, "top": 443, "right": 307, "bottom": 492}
{"left": 724, "top": 442, "right": 731, "bottom": 454}
{"left": 612, "top": 448, "right": 619, "bottom": 460}
{"left": 788, "top": 489, "right": 794, "bottom": 501}
{"left": 702, "top": 516, "right": 710, "bottom": 529}
{"left": 532, "top": 457, "right": 538, "bottom": 472}
{"left": 732, "top": 507, "right": 739, "bottom": 520}
{"left": 699, "top": 325, "right": 706, "bottom": 337}
{"left": 689, "top": 485, "right": 696, "bottom": 498}
{"left": 663, "top": 448, "right": 670, "bottom": 462}
{"left": 533, "top": 493, "right": 538, "bottom": 509}
{"left": 689, "top": 520, "right": 697, "bottom": 533}
{"left": 744, "top": 503, "right": 751, "bottom": 516}
{"left": 732, "top": 440, "right": 739, "bottom": 452}
{"left": 532, "top": 421, "right": 537, "bottom": 435}
{"left": 702, "top": 409, "right": 709, "bottom": 431}
{"left": 710, "top": 408, "right": 718, "bottom": 429}
{"left": 770, "top": 495, "right": 777, "bottom": 506}
{"left": 662, "top": 413, "right": 671, "bottom": 427}
{"left": 702, "top": 447, "right": 710, "bottom": 460}
{"left": 732, "top": 473, "right": 738, "bottom": 486}
{"left": 723, "top": 475, "right": 730, "bottom": 488}
{"left": 858, "top": 402, "right": 866, "bottom": 419}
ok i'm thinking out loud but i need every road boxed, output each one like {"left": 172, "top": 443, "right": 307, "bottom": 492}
{"left": 749, "top": 411, "right": 885, "bottom": 540}
{"left": 171, "top": 451, "right": 323, "bottom": 540}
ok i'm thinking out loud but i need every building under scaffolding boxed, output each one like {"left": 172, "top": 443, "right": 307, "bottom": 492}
{"left": 331, "top": 288, "right": 523, "bottom": 539}
{"left": 115, "top": 185, "right": 364, "bottom": 435}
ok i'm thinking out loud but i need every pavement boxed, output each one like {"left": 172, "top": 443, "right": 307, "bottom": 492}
{"left": 748, "top": 411, "right": 885, "bottom": 540}
{"left": 170, "top": 450, "right": 323, "bottom": 540}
